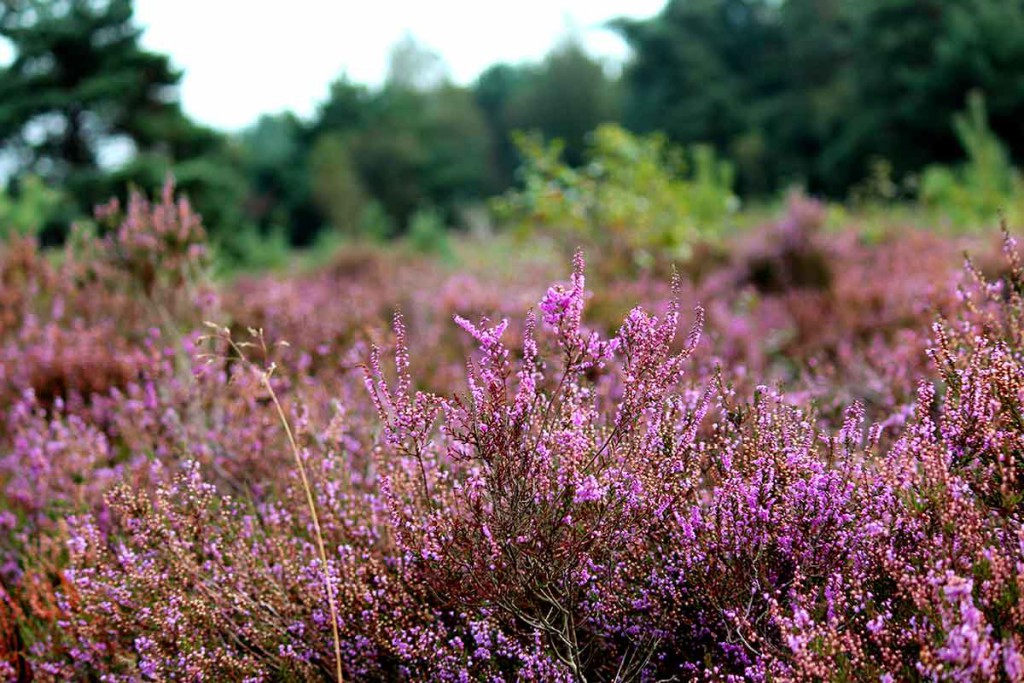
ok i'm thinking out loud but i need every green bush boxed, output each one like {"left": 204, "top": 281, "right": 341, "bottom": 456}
{"left": 212, "top": 225, "right": 292, "bottom": 275}
{"left": 920, "top": 91, "right": 1024, "bottom": 228}
{"left": 406, "top": 205, "right": 453, "bottom": 261}
{"left": 491, "top": 124, "right": 738, "bottom": 265}
{"left": 309, "top": 133, "right": 369, "bottom": 237}
{"left": 0, "top": 176, "right": 70, "bottom": 240}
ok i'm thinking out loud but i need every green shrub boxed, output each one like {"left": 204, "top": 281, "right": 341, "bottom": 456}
{"left": 358, "top": 200, "right": 397, "bottom": 242}
{"left": 491, "top": 124, "right": 738, "bottom": 266}
{"left": 309, "top": 133, "right": 369, "bottom": 237}
{"left": 920, "top": 91, "right": 1024, "bottom": 228}
{"left": 0, "top": 176, "right": 69, "bottom": 240}
{"left": 406, "top": 205, "right": 453, "bottom": 261}
{"left": 212, "top": 224, "right": 292, "bottom": 275}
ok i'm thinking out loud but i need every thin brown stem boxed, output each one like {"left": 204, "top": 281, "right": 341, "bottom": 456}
{"left": 206, "top": 324, "right": 345, "bottom": 682}
{"left": 262, "top": 370, "right": 345, "bottom": 683}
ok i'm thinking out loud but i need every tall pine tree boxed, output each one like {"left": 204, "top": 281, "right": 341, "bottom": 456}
{"left": 0, "top": 0, "right": 229, "bottom": 234}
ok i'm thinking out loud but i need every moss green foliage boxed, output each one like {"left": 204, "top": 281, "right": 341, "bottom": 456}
{"left": 212, "top": 225, "right": 293, "bottom": 275}
{"left": 492, "top": 124, "right": 738, "bottom": 263}
{"left": 308, "top": 134, "right": 370, "bottom": 237}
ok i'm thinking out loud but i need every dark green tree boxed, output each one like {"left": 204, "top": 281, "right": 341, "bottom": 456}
{"left": 0, "top": 1, "right": 188, "bottom": 181}
{"left": 418, "top": 84, "right": 492, "bottom": 213}
{"left": 0, "top": 0, "right": 239, "bottom": 236}
{"left": 343, "top": 86, "right": 430, "bottom": 232}
{"left": 614, "top": 0, "right": 786, "bottom": 192}
{"left": 505, "top": 37, "right": 620, "bottom": 167}
{"left": 306, "top": 36, "right": 492, "bottom": 233}
{"left": 313, "top": 78, "right": 373, "bottom": 137}
{"left": 617, "top": 0, "right": 1024, "bottom": 196}
{"left": 239, "top": 112, "right": 324, "bottom": 244}
{"left": 763, "top": 0, "right": 855, "bottom": 193}
{"left": 474, "top": 63, "right": 533, "bottom": 191}
{"left": 829, "top": 0, "right": 1024, "bottom": 193}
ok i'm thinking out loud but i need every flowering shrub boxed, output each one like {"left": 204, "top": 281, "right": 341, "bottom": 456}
{"left": 365, "top": 252, "right": 708, "bottom": 678}
{"left": 0, "top": 182, "right": 1022, "bottom": 681}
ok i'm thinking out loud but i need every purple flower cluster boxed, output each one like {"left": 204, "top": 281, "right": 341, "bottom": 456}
{"left": 0, "top": 184, "right": 1022, "bottom": 681}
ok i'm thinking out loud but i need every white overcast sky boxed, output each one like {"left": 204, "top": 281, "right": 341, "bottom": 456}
{"left": 133, "top": 1, "right": 665, "bottom": 131}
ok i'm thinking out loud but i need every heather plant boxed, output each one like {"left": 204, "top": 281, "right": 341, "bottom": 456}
{"left": 218, "top": 245, "right": 542, "bottom": 393}
{"left": 0, "top": 179, "right": 216, "bottom": 409}
{"left": 201, "top": 324, "right": 346, "bottom": 682}
{"left": 365, "top": 251, "right": 712, "bottom": 679}
{"left": 580, "top": 196, "right": 968, "bottom": 425}
{"left": 740, "top": 192, "right": 832, "bottom": 294}
{"left": 89, "top": 177, "right": 211, "bottom": 305}
{"left": 758, "top": 237, "right": 1024, "bottom": 680}
{"left": 364, "top": 237, "right": 1024, "bottom": 680}
{"left": 4, "top": 173, "right": 1024, "bottom": 682}
{"left": 0, "top": 235, "right": 57, "bottom": 339}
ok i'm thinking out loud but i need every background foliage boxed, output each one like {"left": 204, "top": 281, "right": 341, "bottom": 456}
{"left": 3, "top": 0, "right": 1024, "bottom": 264}
{"left": 3, "top": 2, "right": 1024, "bottom": 679}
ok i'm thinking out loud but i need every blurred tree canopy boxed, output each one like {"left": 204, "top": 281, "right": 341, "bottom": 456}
{"left": 1, "top": 0, "right": 1023, "bottom": 257}
{"left": 252, "top": 35, "right": 496, "bottom": 240}
{"left": 502, "top": 38, "right": 620, "bottom": 168}
{"left": 616, "top": 0, "right": 1024, "bottom": 195}
{"left": 0, "top": 0, "right": 243, "bottom": 241}
{"left": 292, "top": 34, "right": 617, "bottom": 238}
{"left": 474, "top": 39, "right": 620, "bottom": 190}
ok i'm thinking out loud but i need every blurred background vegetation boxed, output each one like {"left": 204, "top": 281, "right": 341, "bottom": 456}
{"left": 1, "top": 0, "right": 1024, "bottom": 270}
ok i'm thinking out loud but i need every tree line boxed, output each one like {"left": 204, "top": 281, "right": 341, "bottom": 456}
{"left": 1, "top": 0, "right": 1023, "bottom": 255}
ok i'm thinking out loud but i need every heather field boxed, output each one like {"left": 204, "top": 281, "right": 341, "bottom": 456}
{"left": 0, "top": 185, "right": 1020, "bottom": 682}
{"left": 5, "top": 0, "right": 1024, "bottom": 679}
